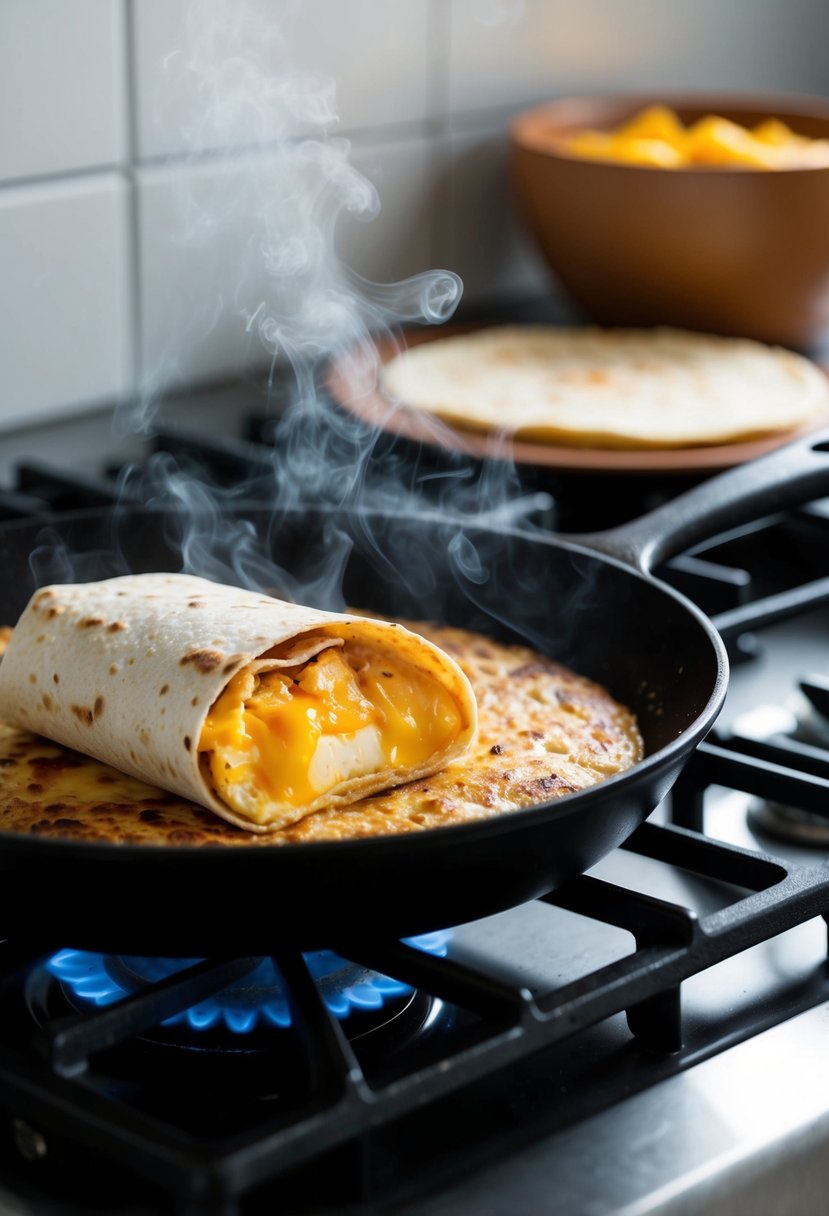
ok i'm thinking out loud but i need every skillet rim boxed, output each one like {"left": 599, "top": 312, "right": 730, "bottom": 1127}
{"left": 0, "top": 505, "right": 728, "bottom": 858}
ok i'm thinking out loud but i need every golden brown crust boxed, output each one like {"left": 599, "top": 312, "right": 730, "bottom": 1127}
{"left": 0, "top": 622, "right": 642, "bottom": 847}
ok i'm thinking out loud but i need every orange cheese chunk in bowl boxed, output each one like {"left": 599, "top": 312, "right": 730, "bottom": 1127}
{"left": 564, "top": 130, "right": 683, "bottom": 167}
{"left": 684, "top": 115, "right": 783, "bottom": 167}
{"left": 562, "top": 105, "right": 829, "bottom": 170}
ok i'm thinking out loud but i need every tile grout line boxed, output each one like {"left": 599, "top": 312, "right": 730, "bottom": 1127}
{"left": 122, "top": 0, "right": 143, "bottom": 401}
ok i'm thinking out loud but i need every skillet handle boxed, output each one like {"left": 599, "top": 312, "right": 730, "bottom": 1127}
{"left": 570, "top": 428, "right": 829, "bottom": 575}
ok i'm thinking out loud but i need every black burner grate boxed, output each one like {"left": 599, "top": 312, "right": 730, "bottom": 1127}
{"left": 2, "top": 805, "right": 829, "bottom": 1215}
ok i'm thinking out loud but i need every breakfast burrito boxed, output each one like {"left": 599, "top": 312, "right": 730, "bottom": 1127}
{"left": 0, "top": 573, "right": 478, "bottom": 833}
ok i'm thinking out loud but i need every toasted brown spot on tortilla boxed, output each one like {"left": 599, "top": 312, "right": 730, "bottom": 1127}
{"left": 184, "top": 736, "right": 192, "bottom": 751}
{"left": 139, "top": 729, "right": 150, "bottom": 746}
{"left": 28, "top": 673, "right": 36, "bottom": 685}
{"left": 222, "top": 654, "right": 246, "bottom": 675}
{"left": 46, "top": 606, "right": 66, "bottom": 619}
{"left": 490, "top": 743, "right": 504, "bottom": 755}
{"left": 71, "top": 704, "right": 95, "bottom": 726}
{"left": 36, "top": 634, "right": 45, "bottom": 643}
{"left": 108, "top": 620, "right": 127, "bottom": 633}
{"left": 180, "top": 648, "right": 224, "bottom": 673}
{"left": 79, "top": 616, "right": 105, "bottom": 629}
{"left": 188, "top": 600, "right": 205, "bottom": 608}
{"left": 93, "top": 696, "right": 105, "bottom": 718}
{"left": 159, "top": 684, "right": 169, "bottom": 695}
{"left": 109, "top": 664, "right": 118, "bottom": 675}
{"left": 40, "top": 694, "right": 53, "bottom": 711}
{"left": 52, "top": 673, "right": 60, "bottom": 684}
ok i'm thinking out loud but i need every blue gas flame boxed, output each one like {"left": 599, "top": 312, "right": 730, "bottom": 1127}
{"left": 46, "top": 932, "right": 450, "bottom": 1035}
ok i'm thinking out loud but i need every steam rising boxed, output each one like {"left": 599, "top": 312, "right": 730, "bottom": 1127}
{"left": 132, "top": 0, "right": 463, "bottom": 423}
{"left": 41, "top": 0, "right": 553, "bottom": 629}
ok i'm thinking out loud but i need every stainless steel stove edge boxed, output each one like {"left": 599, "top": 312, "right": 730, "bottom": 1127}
{"left": 401, "top": 1001, "right": 829, "bottom": 1216}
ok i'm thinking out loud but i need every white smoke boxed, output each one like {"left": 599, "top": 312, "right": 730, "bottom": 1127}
{"left": 126, "top": 0, "right": 461, "bottom": 432}
{"left": 106, "top": 0, "right": 552, "bottom": 615}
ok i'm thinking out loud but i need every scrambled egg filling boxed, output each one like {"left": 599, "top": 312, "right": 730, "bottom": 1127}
{"left": 199, "top": 641, "right": 463, "bottom": 821}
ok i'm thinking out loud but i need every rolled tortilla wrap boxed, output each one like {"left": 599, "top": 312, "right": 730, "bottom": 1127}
{"left": 0, "top": 573, "right": 478, "bottom": 833}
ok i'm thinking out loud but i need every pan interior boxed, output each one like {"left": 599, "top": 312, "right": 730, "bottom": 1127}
{"left": 0, "top": 505, "right": 727, "bottom": 951}
{"left": 0, "top": 505, "right": 721, "bottom": 760}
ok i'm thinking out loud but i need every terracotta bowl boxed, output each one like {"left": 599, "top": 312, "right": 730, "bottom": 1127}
{"left": 510, "top": 92, "right": 829, "bottom": 351}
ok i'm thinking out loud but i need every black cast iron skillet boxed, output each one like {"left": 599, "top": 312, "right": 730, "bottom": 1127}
{"left": 0, "top": 430, "right": 827, "bottom": 955}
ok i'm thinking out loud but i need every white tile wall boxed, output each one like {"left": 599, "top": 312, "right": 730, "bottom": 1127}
{"left": 0, "top": 0, "right": 827, "bottom": 430}
{"left": 0, "top": 175, "right": 132, "bottom": 427}
{"left": 448, "top": 0, "right": 829, "bottom": 118}
{"left": 0, "top": 0, "right": 127, "bottom": 182}
{"left": 137, "top": 154, "right": 287, "bottom": 388}
{"left": 137, "top": 135, "right": 445, "bottom": 389}
{"left": 133, "top": 0, "right": 436, "bottom": 160}
{"left": 337, "top": 138, "right": 441, "bottom": 286}
{"left": 441, "top": 122, "right": 551, "bottom": 309}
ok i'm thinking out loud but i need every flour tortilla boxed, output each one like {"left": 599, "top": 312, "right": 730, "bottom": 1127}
{"left": 0, "top": 574, "right": 477, "bottom": 833}
{"left": 380, "top": 325, "right": 829, "bottom": 449}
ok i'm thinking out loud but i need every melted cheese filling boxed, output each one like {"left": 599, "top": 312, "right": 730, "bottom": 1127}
{"left": 198, "top": 641, "right": 463, "bottom": 822}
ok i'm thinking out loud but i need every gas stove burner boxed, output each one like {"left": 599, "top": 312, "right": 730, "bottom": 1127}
{"left": 748, "top": 800, "right": 829, "bottom": 847}
{"left": 797, "top": 676, "right": 829, "bottom": 748}
{"left": 731, "top": 682, "right": 829, "bottom": 847}
{"left": 38, "top": 932, "right": 450, "bottom": 1055}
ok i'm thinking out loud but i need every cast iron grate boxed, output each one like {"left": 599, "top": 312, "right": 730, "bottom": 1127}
{"left": 2, "top": 804, "right": 829, "bottom": 1215}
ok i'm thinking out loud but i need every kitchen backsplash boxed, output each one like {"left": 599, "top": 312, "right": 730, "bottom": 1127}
{"left": 2, "top": 0, "right": 828, "bottom": 430}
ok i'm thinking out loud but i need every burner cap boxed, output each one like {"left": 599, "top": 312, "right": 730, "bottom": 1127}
{"left": 732, "top": 683, "right": 829, "bottom": 847}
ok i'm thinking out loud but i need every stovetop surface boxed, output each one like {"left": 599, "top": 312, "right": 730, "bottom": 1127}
{"left": 0, "top": 386, "right": 827, "bottom": 1216}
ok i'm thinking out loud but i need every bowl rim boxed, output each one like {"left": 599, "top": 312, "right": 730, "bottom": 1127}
{"left": 510, "top": 89, "right": 829, "bottom": 174}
